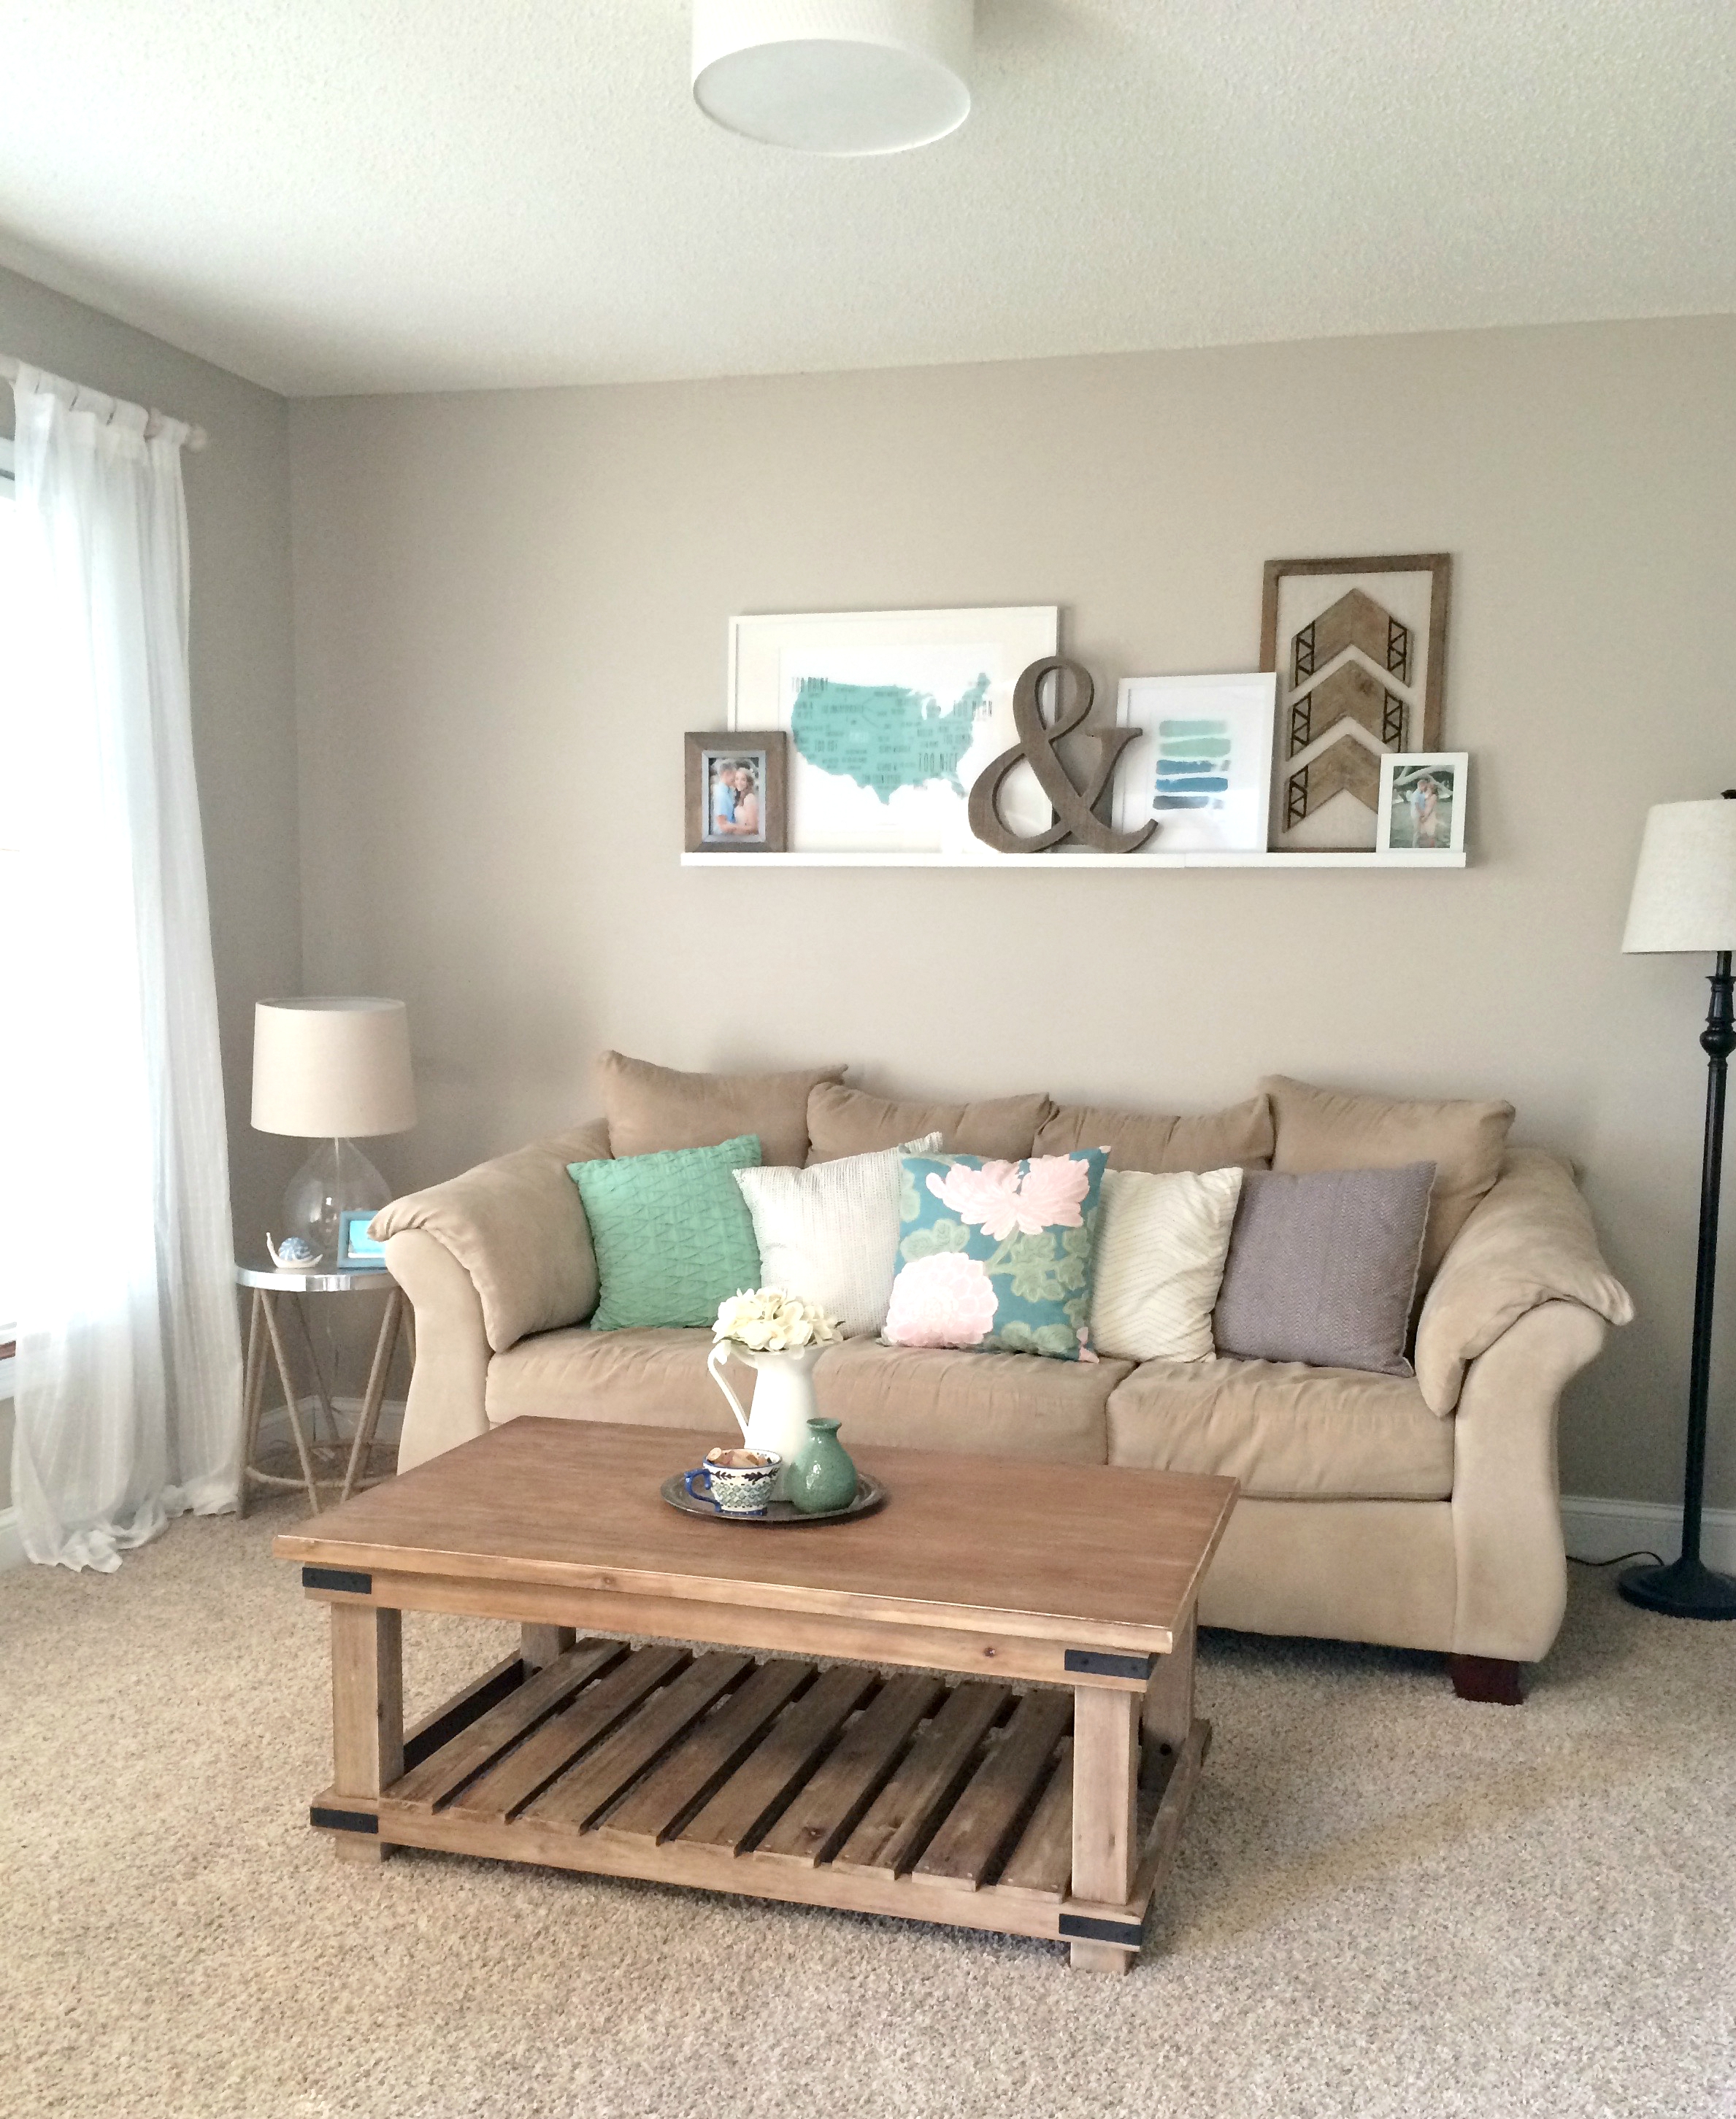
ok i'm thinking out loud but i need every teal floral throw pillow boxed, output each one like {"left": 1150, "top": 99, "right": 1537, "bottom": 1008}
{"left": 883, "top": 1150, "right": 1108, "bottom": 1361}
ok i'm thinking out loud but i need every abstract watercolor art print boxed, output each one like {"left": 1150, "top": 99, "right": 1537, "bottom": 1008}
{"left": 1110, "top": 673, "right": 1278, "bottom": 853}
{"left": 729, "top": 607, "right": 1059, "bottom": 855}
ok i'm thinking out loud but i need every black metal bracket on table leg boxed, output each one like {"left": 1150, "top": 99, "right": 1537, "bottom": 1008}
{"left": 1059, "top": 1912, "right": 1145, "bottom": 1948}
{"left": 310, "top": 1807, "right": 380, "bottom": 1835}
{"left": 1062, "top": 1649, "right": 1155, "bottom": 1682}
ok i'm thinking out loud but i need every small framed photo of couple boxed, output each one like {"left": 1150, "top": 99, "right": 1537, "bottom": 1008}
{"left": 1378, "top": 752, "right": 1468, "bottom": 855}
{"left": 685, "top": 731, "right": 788, "bottom": 854}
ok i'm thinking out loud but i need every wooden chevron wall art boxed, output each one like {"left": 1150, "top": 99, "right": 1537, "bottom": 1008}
{"left": 1259, "top": 553, "right": 1452, "bottom": 853}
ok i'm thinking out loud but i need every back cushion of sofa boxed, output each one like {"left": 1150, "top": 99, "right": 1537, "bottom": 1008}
{"left": 807, "top": 1082, "right": 1052, "bottom": 1164}
{"left": 1034, "top": 1093, "right": 1273, "bottom": 1172}
{"left": 1261, "top": 1074, "right": 1514, "bottom": 1287}
{"left": 599, "top": 1049, "right": 846, "bottom": 1166}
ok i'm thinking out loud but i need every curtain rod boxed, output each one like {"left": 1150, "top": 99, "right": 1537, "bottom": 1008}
{"left": 0, "top": 353, "right": 209, "bottom": 451}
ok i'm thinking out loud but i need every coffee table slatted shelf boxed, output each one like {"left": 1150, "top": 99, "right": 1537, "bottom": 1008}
{"left": 312, "top": 1637, "right": 1210, "bottom": 1947}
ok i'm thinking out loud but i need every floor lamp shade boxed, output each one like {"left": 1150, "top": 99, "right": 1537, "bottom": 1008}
{"left": 1622, "top": 799, "right": 1736, "bottom": 953}
{"left": 252, "top": 999, "right": 417, "bottom": 1139}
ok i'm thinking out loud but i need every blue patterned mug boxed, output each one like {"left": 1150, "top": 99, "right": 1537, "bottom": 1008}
{"left": 685, "top": 1448, "right": 781, "bottom": 1517}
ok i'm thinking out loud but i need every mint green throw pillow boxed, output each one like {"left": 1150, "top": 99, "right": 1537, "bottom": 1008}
{"left": 573, "top": 1134, "right": 764, "bottom": 1332}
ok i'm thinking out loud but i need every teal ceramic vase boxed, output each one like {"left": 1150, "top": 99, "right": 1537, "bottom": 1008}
{"left": 786, "top": 1417, "right": 859, "bottom": 1515}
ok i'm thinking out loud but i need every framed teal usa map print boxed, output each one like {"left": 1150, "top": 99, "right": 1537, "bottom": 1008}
{"left": 728, "top": 607, "right": 1059, "bottom": 855}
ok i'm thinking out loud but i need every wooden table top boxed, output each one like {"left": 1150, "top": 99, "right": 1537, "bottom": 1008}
{"left": 274, "top": 1418, "right": 1237, "bottom": 1657}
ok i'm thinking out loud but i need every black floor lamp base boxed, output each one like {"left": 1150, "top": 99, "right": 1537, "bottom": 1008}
{"left": 1618, "top": 1556, "right": 1736, "bottom": 1620}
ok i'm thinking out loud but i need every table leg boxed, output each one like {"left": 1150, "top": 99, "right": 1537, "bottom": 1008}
{"left": 330, "top": 1604, "right": 403, "bottom": 1865}
{"left": 260, "top": 1292, "right": 323, "bottom": 1513}
{"left": 342, "top": 1287, "right": 404, "bottom": 1503}
{"left": 1142, "top": 1608, "right": 1197, "bottom": 1783}
{"left": 521, "top": 1624, "right": 577, "bottom": 1669}
{"left": 1070, "top": 1685, "right": 1140, "bottom": 1974}
{"left": 237, "top": 1292, "right": 267, "bottom": 1520}
{"left": 291, "top": 1293, "right": 339, "bottom": 1445}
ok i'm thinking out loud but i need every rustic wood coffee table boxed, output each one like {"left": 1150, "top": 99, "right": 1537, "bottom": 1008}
{"left": 274, "top": 1418, "right": 1236, "bottom": 1974}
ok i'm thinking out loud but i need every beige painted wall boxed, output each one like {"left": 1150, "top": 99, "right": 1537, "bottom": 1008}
{"left": 288, "top": 318, "right": 1736, "bottom": 1510}
{"left": 0, "top": 264, "right": 302, "bottom": 1483}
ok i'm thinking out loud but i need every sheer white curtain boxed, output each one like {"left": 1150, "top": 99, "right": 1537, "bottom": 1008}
{"left": 5, "top": 365, "right": 242, "bottom": 1569}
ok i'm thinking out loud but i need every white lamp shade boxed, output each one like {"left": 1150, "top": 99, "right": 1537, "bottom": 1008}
{"left": 692, "top": 0, "right": 972, "bottom": 155}
{"left": 1622, "top": 799, "right": 1736, "bottom": 954}
{"left": 251, "top": 998, "right": 417, "bottom": 1138}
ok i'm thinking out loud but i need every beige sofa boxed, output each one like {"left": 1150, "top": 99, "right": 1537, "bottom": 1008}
{"left": 376, "top": 1062, "right": 1633, "bottom": 1697}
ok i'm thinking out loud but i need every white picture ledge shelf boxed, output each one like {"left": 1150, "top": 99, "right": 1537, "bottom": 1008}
{"left": 682, "top": 850, "right": 1467, "bottom": 869}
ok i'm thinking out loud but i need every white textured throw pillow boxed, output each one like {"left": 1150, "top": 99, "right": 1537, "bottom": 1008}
{"left": 1088, "top": 1165, "right": 1245, "bottom": 1363}
{"left": 734, "top": 1135, "right": 944, "bottom": 1339}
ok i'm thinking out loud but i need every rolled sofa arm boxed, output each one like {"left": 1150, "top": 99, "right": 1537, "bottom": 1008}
{"left": 372, "top": 1117, "right": 611, "bottom": 1356}
{"left": 385, "top": 1228, "right": 492, "bottom": 1473}
{"left": 1449, "top": 1298, "right": 1610, "bottom": 1662}
{"left": 1414, "top": 1147, "right": 1632, "bottom": 1415}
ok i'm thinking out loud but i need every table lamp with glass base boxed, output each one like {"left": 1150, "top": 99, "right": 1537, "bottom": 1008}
{"left": 252, "top": 999, "right": 417, "bottom": 1271}
{"left": 274, "top": 1137, "right": 393, "bottom": 1268}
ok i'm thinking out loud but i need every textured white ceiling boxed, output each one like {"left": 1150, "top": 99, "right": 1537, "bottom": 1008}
{"left": 2, "top": 1, "right": 1732, "bottom": 396}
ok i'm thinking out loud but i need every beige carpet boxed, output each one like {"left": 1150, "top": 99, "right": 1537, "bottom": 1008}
{"left": 2, "top": 1500, "right": 1733, "bottom": 2119}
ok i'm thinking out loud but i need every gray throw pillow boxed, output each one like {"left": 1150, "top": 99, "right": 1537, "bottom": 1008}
{"left": 1212, "top": 1164, "right": 1437, "bottom": 1375}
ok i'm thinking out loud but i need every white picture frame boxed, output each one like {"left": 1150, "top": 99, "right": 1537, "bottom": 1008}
{"left": 728, "top": 606, "right": 1059, "bottom": 855}
{"left": 1110, "top": 673, "right": 1278, "bottom": 854}
{"left": 1377, "top": 752, "right": 1468, "bottom": 855}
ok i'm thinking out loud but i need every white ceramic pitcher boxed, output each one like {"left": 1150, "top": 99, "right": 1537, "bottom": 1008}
{"left": 706, "top": 1341, "right": 823, "bottom": 1498}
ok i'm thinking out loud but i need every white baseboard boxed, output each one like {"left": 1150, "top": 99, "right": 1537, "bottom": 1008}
{"left": 1560, "top": 1493, "right": 1736, "bottom": 1572}
{"left": 0, "top": 1507, "right": 20, "bottom": 1571}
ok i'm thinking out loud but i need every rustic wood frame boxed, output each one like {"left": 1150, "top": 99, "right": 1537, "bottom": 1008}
{"left": 1259, "top": 553, "right": 1453, "bottom": 753}
{"left": 685, "top": 731, "right": 788, "bottom": 855}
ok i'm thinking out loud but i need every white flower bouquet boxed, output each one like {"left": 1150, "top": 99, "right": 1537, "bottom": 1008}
{"left": 713, "top": 1288, "right": 842, "bottom": 1353}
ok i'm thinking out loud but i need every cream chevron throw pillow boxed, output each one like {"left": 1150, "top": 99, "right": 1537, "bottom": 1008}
{"left": 1088, "top": 1165, "right": 1244, "bottom": 1363}
{"left": 734, "top": 1135, "right": 943, "bottom": 1340}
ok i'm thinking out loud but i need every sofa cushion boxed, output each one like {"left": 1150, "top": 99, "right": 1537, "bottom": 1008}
{"left": 886, "top": 1150, "right": 1107, "bottom": 1361}
{"left": 1261, "top": 1074, "right": 1514, "bottom": 1285}
{"left": 1089, "top": 1165, "right": 1244, "bottom": 1362}
{"left": 486, "top": 1325, "right": 724, "bottom": 1431}
{"left": 807, "top": 1082, "right": 1051, "bottom": 1164}
{"left": 813, "top": 1337, "right": 1127, "bottom": 1463}
{"left": 1106, "top": 1356, "right": 1453, "bottom": 1499}
{"left": 1213, "top": 1164, "right": 1434, "bottom": 1375}
{"left": 575, "top": 1136, "right": 762, "bottom": 1331}
{"left": 1034, "top": 1093, "right": 1273, "bottom": 1172}
{"left": 599, "top": 1050, "right": 846, "bottom": 1166}
{"left": 734, "top": 1134, "right": 942, "bottom": 1338}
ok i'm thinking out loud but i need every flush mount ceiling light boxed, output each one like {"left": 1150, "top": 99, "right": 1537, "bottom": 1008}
{"left": 692, "top": 0, "right": 972, "bottom": 155}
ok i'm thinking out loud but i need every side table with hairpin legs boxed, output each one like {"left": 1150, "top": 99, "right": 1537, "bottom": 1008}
{"left": 236, "top": 1263, "right": 410, "bottom": 1515}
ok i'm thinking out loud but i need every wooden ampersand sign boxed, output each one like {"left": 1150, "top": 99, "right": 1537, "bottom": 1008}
{"left": 967, "top": 657, "right": 1156, "bottom": 855}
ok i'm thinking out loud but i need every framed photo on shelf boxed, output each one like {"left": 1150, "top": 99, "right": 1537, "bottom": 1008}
{"left": 1260, "top": 553, "right": 1453, "bottom": 853}
{"left": 1377, "top": 752, "right": 1468, "bottom": 855}
{"left": 1110, "top": 673, "right": 1278, "bottom": 853}
{"left": 685, "top": 731, "right": 788, "bottom": 853}
{"left": 728, "top": 606, "right": 1059, "bottom": 855}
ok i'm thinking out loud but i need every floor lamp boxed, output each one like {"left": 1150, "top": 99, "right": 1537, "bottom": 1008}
{"left": 1619, "top": 791, "right": 1736, "bottom": 1619}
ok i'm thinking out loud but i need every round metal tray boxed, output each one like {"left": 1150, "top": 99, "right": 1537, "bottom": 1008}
{"left": 659, "top": 1468, "right": 887, "bottom": 1526}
